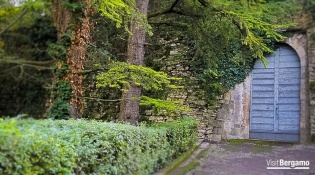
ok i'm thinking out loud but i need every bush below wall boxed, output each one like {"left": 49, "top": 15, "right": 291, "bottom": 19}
{"left": 0, "top": 118, "right": 198, "bottom": 175}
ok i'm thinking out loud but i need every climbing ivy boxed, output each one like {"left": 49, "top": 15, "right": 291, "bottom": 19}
{"left": 187, "top": 0, "right": 297, "bottom": 104}
{"left": 47, "top": 81, "right": 71, "bottom": 119}
{"left": 46, "top": 32, "right": 72, "bottom": 119}
{"left": 191, "top": 31, "right": 280, "bottom": 104}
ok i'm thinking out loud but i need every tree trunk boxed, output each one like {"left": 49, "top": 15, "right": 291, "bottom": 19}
{"left": 66, "top": 0, "right": 94, "bottom": 118}
{"left": 51, "top": 0, "right": 93, "bottom": 118}
{"left": 52, "top": 0, "right": 72, "bottom": 39}
{"left": 118, "top": 0, "right": 149, "bottom": 124}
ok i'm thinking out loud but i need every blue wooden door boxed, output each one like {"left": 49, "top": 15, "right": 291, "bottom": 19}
{"left": 250, "top": 45, "right": 300, "bottom": 142}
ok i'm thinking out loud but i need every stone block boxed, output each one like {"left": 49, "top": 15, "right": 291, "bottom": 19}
{"left": 242, "top": 119, "right": 250, "bottom": 126}
{"left": 224, "top": 122, "right": 232, "bottom": 129}
{"left": 206, "top": 130, "right": 213, "bottom": 135}
{"left": 234, "top": 124, "right": 241, "bottom": 128}
{"left": 145, "top": 110, "right": 153, "bottom": 115}
{"left": 230, "top": 128, "right": 241, "bottom": 136}
{"left": 211, "top": 135, "right": 222, "bottom": 142}
{"left": 214, "top": 128, "right": 223, "bottom": 134}
{"left": 199, "top": 129, "right": 206, "bottom": 133}
{"left": 198, "top": 133, "right": 205, "bottom": 138}
{"left": 197, "top": 100, "right": 206, "bottom": 106}
{"left": 224, "top": 92, "right": 231, "bottom": 101}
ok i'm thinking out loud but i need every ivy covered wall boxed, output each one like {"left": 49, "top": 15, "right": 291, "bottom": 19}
{"left": 142, "top": 32, "right": 257, "bottom": 140}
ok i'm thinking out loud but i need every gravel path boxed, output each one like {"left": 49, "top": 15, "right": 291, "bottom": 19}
{"left": 168, "top": 141, "right": 315, "bottom": 175}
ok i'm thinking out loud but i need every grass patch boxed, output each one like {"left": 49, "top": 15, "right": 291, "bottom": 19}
{"left": 250, "top": 145, "right": 273, "bottom": 153}
{"left": 228, "top": 139, "right": 249, "bottom": 145}
{"left": 228, "top": 139, "right": 293, "bottom": 146}
{"left": 159, "top": 144, "right": 199, "bottom": 175}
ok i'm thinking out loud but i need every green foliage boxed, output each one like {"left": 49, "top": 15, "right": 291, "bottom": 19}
{"left": 0, "top": 117, "right": 198, "bottom": 175}
{"left": 140, "top": 96, "right": 190, "bottom": 114}
{"left": 147, "top": 0, "right": 297, "bottom": 106}
{"left": 48, "top": 42, "right": 69, "bottom": 77}
{"left": 0, "top": 119, "right": 76, "bottom": 175}
{"left": 190, "top": 0, "right": 292, "bottom": 65}
{"left": 97, "top": 0, "right": 133, "bottom": 28}
{"left": 186, "top": 0, "right": 296, "bottom": 104}
{"left": 0, "top": 16, "right": 56, "bottom": 117}
{"left": 151, "top": 117, "right": 199, "bottom": 156}
{"left": 217, "top": 54, "right": 254, "bottom": 90}
{"left": 96, "top": 0, "right": 152, "bottom": 35}
{"left": 96, "top": 61, "right": 189, "bottom": 114}
{"left": 192, "top": 41, "right": 256, "bottom": 104}
{"left": 47, "top": 81, "right": 71, "bottom": 119}
{"left": 0, "top": 0, "right": 51, "bottom": 35}
{"left": 96, "top": 61, "right": 182, "bottom": 91}
{"left": 45, "top": 28, "right": 73, "bottom": 120}
{"left": 304, "top": 0, "right": 315, "bottom": 19}
{"left": 62, "top": 1, "right": 83, "bottom": 12}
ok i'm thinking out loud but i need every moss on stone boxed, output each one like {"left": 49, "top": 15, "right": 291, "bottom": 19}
{"left": 228, "top": 139, "right": 250, "bottom": 145}
{"left": 160, "top": 144, "right": 199, "bottom": 175}
{"left": 195, "top": 148, "right": 210, "bottom": 160}
{"left": 250, "top": 145, "right": 273, "bottom": 153}
{"left": 170, "top": 161, "right": 200, "bottom": 175}
{"left": 228, "top": 139, "right": 290, "bottom": 146}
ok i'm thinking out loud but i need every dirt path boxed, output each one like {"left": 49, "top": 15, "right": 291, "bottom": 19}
{"left": 168, "top": 141, "right": 315, "bottom": 175}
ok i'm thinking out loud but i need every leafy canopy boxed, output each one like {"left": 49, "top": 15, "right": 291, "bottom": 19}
{"left": 96, "top": 61, "right": 189, "bottom": 114}
{"left": 96, "top": 61, "right": 182, "bottom": 91}
{"left": 97, "top": 0, "right": 133, "bottom": 28}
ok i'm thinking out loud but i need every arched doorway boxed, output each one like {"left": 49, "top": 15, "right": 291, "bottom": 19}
{"left": 250, "top": 45, "right": 301, "bottom": 142}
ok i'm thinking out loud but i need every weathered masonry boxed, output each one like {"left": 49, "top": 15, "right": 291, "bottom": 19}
{"left": 146, "top": 16, "right": 315, "bottom": 143}
{"left": 146, "top": 32, "right": 314, "bottom": 142}
{"left": 217, "top": 33, "right": 313, "bottom": 142}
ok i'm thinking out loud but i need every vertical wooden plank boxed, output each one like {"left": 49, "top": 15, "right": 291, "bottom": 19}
{"left": 274, "top": 46, "right": 279, "bottom": 132}
{"left": 250, "top": 45, "right": 300, "bottom": 142}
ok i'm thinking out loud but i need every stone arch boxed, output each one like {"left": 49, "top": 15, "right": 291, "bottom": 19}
{"left": 284, "top": 34, "right": 310, "bottom": 143}
{"left": 214, "top": 34, "right": 311, "bottom": 142}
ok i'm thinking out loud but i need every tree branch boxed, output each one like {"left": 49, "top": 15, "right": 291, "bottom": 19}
{"left": 80, "top": 97, "right": 122, "bottom": 102}
{"left": 0, "top": 8, "right": 29, "bottom": 36}
{"left": 148, "top": 0, "right": 180, "bottom": 18}
{"left": 80, "top": 97, "right": 141, "bottom": 102}
{"left": 198, "top": 0, "right": 208, "bottom": 7}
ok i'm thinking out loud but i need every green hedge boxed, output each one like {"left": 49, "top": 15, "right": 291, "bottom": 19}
{"left": 0, "top": 118, "right": 198, "bottom": 175}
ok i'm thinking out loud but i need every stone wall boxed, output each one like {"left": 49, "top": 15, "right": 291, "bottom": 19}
{"left": 216, "top": 33, "right": 312, "bottom": 142}
{"left": 308, "top": 26, "right": 315, "bottom": 137}
{"left": 286, "top": 33, "right": 310, "bottom": 142}
{"left": 145, "top": 15, "right": 315, "bottom": 143}
{"left": 144, "top": 40, "right": 222, "bottom": 141}
{"left": 216, "top": 76, "right": 251, "bottom": 140}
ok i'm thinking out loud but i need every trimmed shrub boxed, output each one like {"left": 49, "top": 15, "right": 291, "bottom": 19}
{"left": 0, "top": 117, "right": 198, "bottom": 175}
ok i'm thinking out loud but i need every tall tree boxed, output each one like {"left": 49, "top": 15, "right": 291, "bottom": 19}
{"left": 66, "top": 0, "right": 94, "bottom": 118}
{"left": 50, "top": 0, "right": 94, "bottom": 119}
{"left": 118, "top": 0, "right": 149, "bottom": 124}
{"left": 50, "top": 0, "right": 131, "bottom": 119}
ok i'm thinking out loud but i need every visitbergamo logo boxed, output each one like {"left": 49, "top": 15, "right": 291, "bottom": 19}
{"left": 266, "top": 159, "right": 310, "bottom": 169}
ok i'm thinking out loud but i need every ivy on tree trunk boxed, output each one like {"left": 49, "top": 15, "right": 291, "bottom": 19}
{"left": 67, "top": 0, "right": 94, "bottom": 118}
{"left": 118, "top": 0, "right": 149, "bottom": 124}
{"left": 50, "top": 0, "right": 94, "bottom": 119}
